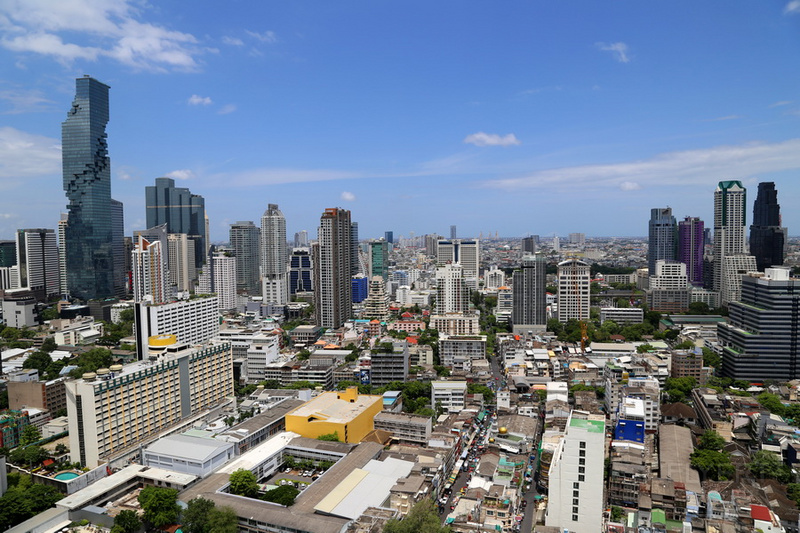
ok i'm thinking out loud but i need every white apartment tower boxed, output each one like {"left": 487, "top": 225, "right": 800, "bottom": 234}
{"left": 212, "top": 252, "right": 237, "bottom": 311}
{"left": 261, "top": 204, "right": 288, "bottom": 305}
{"left": 15, "top": 228, "right": 60, "bottom": 299}
{"left": 132, "top": 235, "right": 168, "bottom": 304}
{"left": 435, "top": 263, "right": 470, "bottom": 314}
{"left": 363, "top": 276, "right": 390, "bottom": 321}
{"left": 167, "top": 233, "right": 196, "bottom": 293}
{"left": 313, "top": 207, "right": 353, "bottom": 329}
{"left": 545, "top": 410, "right": 606, "bottom": 533}
{"left": 557, "top": 258, "right": 590, "bottom": 322}
{"left": 58, "top": 214, "right": 68, "bottom": 296}
{"left": 713, "top": 181, "right": 747, "bottom": 293}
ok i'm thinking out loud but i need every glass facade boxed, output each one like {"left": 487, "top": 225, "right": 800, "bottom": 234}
{"left": 145, "top": 177, "right": 207, "bottom": 269}
{"left": 750, "top": 182, "right": 786, "bottom": 271}
{"left": 62, "top": 76, "right": 116, "bottom": 301}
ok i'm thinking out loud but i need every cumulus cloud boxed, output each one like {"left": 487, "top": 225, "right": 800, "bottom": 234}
{"left": 620, "top": 181, "right": 641, "bottom": 191}
{"left": 0, "top": 0, "right": 204, "bottom": 71}
{"left": 245, "top": 30, "right": 277, "bottom": 43}
{"left": 770, "top": 100, "right": 793, "bottom": 108}
{"left": 596, "top": 42, "right": 631, "bottom": 63}
{"left": 340, "top": 191, "right": 356, "bottom": 202}
{"left": 785, "top": 1, "right": 800, "bottom": 14}
{"left": 463, "top": 132, "right": 521, "bottom": 147}
{"left": 188, "top": 94, "right": 212, "bottom": 106}
{"left": 166, "top": 169, "right": 195, "bottom": 180}
{"left": 0, "top": 126, "right": 60, "bottom": 182}
{"left": 479, "top": 138, "right": 800, "bottom": 192}
{"left": 218, "top": 104, "right": 237, "bottom": 115}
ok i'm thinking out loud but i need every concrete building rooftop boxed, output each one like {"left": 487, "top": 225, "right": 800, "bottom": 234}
{"left": 287, "top": 391, "right": 382, "bottom": 424}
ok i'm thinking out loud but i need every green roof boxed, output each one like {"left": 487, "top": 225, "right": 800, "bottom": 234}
{"left": 651, "top": 509, "right": 666, "bottom": 525}
{"left": 569, "top": 417, "right": 605, "bottom": 433}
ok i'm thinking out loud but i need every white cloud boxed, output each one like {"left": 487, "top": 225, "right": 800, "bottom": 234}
{"left": 0, "top": 213, "right": 16, "bottom": 219}
{"left": 188, "top": 94, "right": 212, "bottom": 106}
{"left": 222, "top": 36, "right": 244, "bottom": 46}
{"left": 0, "top": 0, "right": 204, "bottom": 71}
{"left": 479, "top": 138, "right": 800, "bottom": 191}
{"left": 0, "top": 126, "right": 60, "bottom": 182}
{"left": 245, "top": 30, "right": 277, "bottom": 43}
{"left": 463, "top": 132, "right": 521, "bottom": 147}
{"left": 785, "top": 1, "right": 800, "bottom": 14}
{"left": 218, "top": 104, "right": 237, "bottom": 115}
{"left": 340, "top": 191, "right": 356, "bottom": 202}
{"left": 166, "top": 169, "right": 195, "bottom": 181}
{"left": 0, "top": 88, "right": 54, "bottom": 114}
{"left": 596, "top": 42, "right": 631, "bottom": 63}
{"left": 770, "top": 100, "right": 793, "bottom": 107}
{"left": 620, "top": 181, "right": 641, "bottom": 191}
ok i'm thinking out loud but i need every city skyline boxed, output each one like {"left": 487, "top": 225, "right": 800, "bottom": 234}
{"left": 0, "top": 2, "right": 799, "bottom": 240}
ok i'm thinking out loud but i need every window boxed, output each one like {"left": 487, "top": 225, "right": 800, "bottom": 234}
{"left": 579, "top": 466, "right": 585, "bottom": 473}
{"left": 573, "top": 514, "right": 579, "bottom": 521}
{"left": 573, "top": 482, "right": 579, "bottom": 489}
{"left": 579, "top": 458, "right": 585, "bottom": 465}
{"left": 579, "top": 449, "right": 586, "bottom": 457}
{"left": 579, "top": 441, "right": 586, "bottom": 449}
{"left": 573, "top": 490, "right": 579, "bottom": 498}
{"left": 579, "top": 474, "right": 585, "bottom": 482}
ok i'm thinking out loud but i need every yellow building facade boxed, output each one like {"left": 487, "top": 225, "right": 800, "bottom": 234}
{"left": 285, "top": 387, "right": 384, "bottom": 443}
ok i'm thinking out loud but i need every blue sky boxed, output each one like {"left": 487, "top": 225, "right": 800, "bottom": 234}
{"left": 0, "top": 1, "right": 799, "bottom": 242}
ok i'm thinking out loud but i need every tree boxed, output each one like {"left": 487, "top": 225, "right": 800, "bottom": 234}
{"left": 636, "top": 343, "right": 655, "bottom": 354}
{"left": 40, "top": 337, "right": 58, "bottom": 353}
{"left": 610, "top": 506, "right": 624, "bottom": 522}
{"left": 383, "top": 499, "right": 451, "bottom": 533}
{"left": 20, "top": 424, "right": 42, "bottom": 446}
{"left": 22, "top": 351, "right": 52, "bottom": 375}
{"left": 54, "top": 443, "right": 69, "bottom": 456}
{"left": 697, "top": 430, "right": 725, "bottom": 451}
{"left": 317, "top": 431, "right": 340, "bottom": 442}
{"left": 748, "top": 450, "right": 791, "bottom": 482}
{"left": 261, "top": 485, "right": 299, "bottom": 506}
{"left": 206, "top": 506, "right": 238, "bottom": 533}
{"left": 690, "top": 449, "right": 734, "bottom": 480}
{"left": 110, "top": 509, "right": 141, "bottom": 533}
{"left": 702, "top": 347, "right": 721, "bottom": 368}
{"left": 228, "top": 469, "right": 259, "bottom": 498}
{"left": 182, "top": 497, "right": 216, "bottom": 533}
{"left": 138, "top": 486, "right": 180, "bottom": 528}
{"left": 758, "top": 392, "right": 786, "bottom": 416}
{"left": 23, "top": 445, "right": 47, "bottom": 467}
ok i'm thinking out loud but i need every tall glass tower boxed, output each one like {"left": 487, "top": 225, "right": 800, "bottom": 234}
{"left": 648, "top": 207, "right": 676, "bottom": 276}
{"left": 678, "top": 216, "right": 705, "bottom": 286}
{"left": 145, "top": 177, "right": 207, "bottom": 269}
{"left": 62, "top": 76, "right": 116, "bottom": 301}
{"left": 750, "top": 182, "right": 786, "bottom": 271}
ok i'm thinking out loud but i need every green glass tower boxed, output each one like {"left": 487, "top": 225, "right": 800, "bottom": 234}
{"left": 62, "top": 76, "right": 116, "bottom": 301}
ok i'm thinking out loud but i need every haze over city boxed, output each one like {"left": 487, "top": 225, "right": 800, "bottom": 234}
{"left": 0, "top": 1, "right": 799, "bottom": 240}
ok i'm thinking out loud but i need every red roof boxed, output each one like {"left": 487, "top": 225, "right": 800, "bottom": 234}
{"left": 750, "top": 505, "right": 771, "bottom": 522}
{"left": 405, "top": 337, "right": 419, "bottom": 345}
{"left": 401, "top": 312, "right": 414, "bottom": 318}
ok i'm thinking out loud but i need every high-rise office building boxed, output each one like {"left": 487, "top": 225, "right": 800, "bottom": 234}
{"left": 294, "top": 230, "right": 309, "bottom": 248}
{"left": 450, "top": 225, "right": 457, "bottom": 239}
{"left": 648, "top": 208, "right": 676, "bottom": 275}
{"left": 260, "top": 204, "right": 288, "bottom": 305}
{"left": 110, "top": 198, "right": 126, "bottom": 296}
{"left": 62, "top": 76, "right": 117, "bottom": 301}
{"left": 713, "top": 181, "right": 747, "bottom": 293}
{"left": 557, "top": 258, "right": 590, "bottom": 322}
{"left": 425, "top": 234, "right": 439, "bottom": 258}
{"left": 437, "top": 239, "right": 480, "bottom": 289}
{"left": 313, "top": 208, "right": 353, "bottom": 329}
{"left": 369, "top": 239, "right": 389, "bottom": 280}
{"left": 569, "top": 233, "right": 586, "bottom": 245}
{"left": 15, "top": 228, "right": 60, "bottom": 300}
{"left": 512, "top": 253, "right": 547, "bottom": 327}
{"left": 229, "top": 221, "right": 260, "bottom": 295}
{"left": 521, "top": 235, "right": 538, "bottom": 254}
{"left": 545, "top": 411, "right": 606, "bottom": 533}
{"left": 678, "top": 216, "right": 704, "bottom": 286}
{"left": 750, "top": 182, "right": 786, "bottom": 272}
{"left": 145, "top": 177, "right": 206, "bottom": 270}
{"left": 719, "top": 268, "right": 800, "bottom": 381}
{"left": 0, "top": 240, "right": 16, "bottom": 268}
{"left": 289, "top": 248, "right": 312, "bottom": 294}
{"left": 131, "top": 235, "right": 167, "bottom": 304}
{"left": 350, "top": 221, "right": 360, "bottom": 276}
{"left": 384, "top": 231, "right": 394, "bottom": 244}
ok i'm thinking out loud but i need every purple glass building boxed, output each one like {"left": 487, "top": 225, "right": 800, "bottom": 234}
{"left": 678, "top": 216, "right": 704, "bottom": 286}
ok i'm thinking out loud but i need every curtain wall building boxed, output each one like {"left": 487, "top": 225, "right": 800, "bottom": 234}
{"left": 678, "top": 216, "right": 704, "bottom": 286}
{"left": 230, "top": 221, "right": 261, "bottom": 296}
{"left": 750, "top": 181, "right": 786, "bottom": 272}
{"left": 648, "top": 207, "right": 676, "bottom": 276}
{"left": 62, "top": 76, "right": 119, "bottom": 301}
{"left": 145, "top": 177, "right": 207, "bottom": 270}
